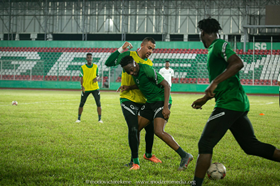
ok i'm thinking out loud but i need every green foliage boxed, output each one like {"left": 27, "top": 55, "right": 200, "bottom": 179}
{"left": 0, "top": 90, "right": 279, "bottom": 186}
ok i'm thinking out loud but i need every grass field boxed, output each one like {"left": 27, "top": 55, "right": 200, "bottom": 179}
{"left": 0, "top": 89, "right": 279, "bottom": 186}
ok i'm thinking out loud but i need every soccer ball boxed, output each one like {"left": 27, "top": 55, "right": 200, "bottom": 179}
{"left": 12, "top": 101, "right": 18, "bottom": 106}
{"left": 207, "top": 162, "right": 226, "bottom": 180}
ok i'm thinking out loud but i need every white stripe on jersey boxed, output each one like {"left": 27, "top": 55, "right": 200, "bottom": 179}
{"left": 222, "top": 42, "right": 228, "bottom": 62}
{"left": 154, "top": 69, "right": 158, "bottom": 85}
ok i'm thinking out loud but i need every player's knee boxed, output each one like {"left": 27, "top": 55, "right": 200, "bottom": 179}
{"left": 129, "top": 126, "right": 138, "bottom": 134}
{"left": 79, "top": 102, "right": 85, "bottom": 107}
{"left": 241, "top": 143, "right": 268, "bottom": 157}
{"left": 154, "top": 129, "right": 164, "bottom": 138}
{"left": 242, "top": 146, "right": 260, "bottom": 156}
{"left": 198, "top": 138, "right": 213, "bottom": 154}
{"left": 96, "top": 102, "right": 101, "bottom": 107}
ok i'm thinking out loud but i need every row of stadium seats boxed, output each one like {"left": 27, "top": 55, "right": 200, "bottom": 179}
{"left": 2, "top": 47, "right": 280, "bottom": 54}
{"left": 0, "top": 47, "right": 279, "bottom": 85}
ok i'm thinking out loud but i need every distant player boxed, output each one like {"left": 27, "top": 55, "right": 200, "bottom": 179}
{"left": 120, "top": 55, "right": 193, "bottom": 171}
{"left": 105, "top": 38, "right": 161, "bottom": 170}
{"left": 191, "top": 17, "right": 280, "bottom": 186}
{"left": 159, "top": 60, "right": 174, "bottom": 88}
{"left": 76, "top": 53, "right": 103, "bottom": 123}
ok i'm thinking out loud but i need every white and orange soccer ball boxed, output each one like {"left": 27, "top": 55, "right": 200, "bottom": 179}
{"left": 12, "top": 101, "right": 18, "bottom": 106}
{"left": 207, "top": 162, "right": 226, "bottom": 180}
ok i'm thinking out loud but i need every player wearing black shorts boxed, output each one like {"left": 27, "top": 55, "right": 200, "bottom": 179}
{"left": 76, "top": 53, "right": 103, "bottom": 123}
{"left": 191, "top": 18, "right": 280, "bottom": 186}
{"left": 105, "top": 38, "right": 162, "bottom": 171}
{"left": 120, "top": 55, "right": 193, "bottom": 171}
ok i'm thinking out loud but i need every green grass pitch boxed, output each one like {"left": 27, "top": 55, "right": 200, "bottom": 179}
{"left": 0, "top": 89, "right": 279, "bottom": 185}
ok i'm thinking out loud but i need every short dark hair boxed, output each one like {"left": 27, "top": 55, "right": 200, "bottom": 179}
{"left": 198, "top": 17, "right": 222, "bottom": 34}
{"left": 165, "top": 60, "right": 170, "bottom": 63}
{"left": 142, "top": 37, "right": 156, "bottom": 44}
{"left": 120, "top": 55, "right": 134, "bottom": 67}
{"left": 86, "top": 53, "right": 92, "bottom": 57}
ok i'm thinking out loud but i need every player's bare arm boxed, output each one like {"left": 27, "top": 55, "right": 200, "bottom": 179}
{"left": 159, "top": 79, "right": 171, "bottom": 119}
{"left": 80, "top": 77, "right": 85, "bottom": 93}
{"left": 205, "top": 54, "right": 243, "bottom": 98}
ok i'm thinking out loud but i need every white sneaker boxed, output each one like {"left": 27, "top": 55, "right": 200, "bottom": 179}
{"left": 98, "top": 120, "right": 103, "bottom": 123}
{"left": 76, "top": 119, "right": 81, "bottom": 123}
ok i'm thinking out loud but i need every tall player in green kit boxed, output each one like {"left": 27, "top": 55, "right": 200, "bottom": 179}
{"left": 120, "top": 56, "right": 193, "bottom": 171}
{"left": 191, "top": 18, "right": 280, "bottom": 186}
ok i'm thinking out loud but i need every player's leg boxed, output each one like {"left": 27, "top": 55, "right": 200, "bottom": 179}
{"left": 192, "top": 108, "right": 243, "bottom": 186}
{"left": 92, "top": 90, "right": 102, "bottom": 123}
{"left": 150, "top": 102, "right": 193, "bottom": 170}
{"left": 121, "top": 101, "right": 142, "bottom": 170}
{"left": 76, "top": 91, "right": 90, "bottom": 122}
{"left": 138, "top": 103, "right": 162, "bottom": 163}
{"left": 230, "top": 111, "right": 280, "bottom": 162}
{"left": 153, "top": 117, "right": 193, "bottom": 169}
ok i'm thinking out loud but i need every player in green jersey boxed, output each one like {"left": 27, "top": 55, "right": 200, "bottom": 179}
{"left": 120, "top": 55, "right": 193, "bottom": 171}
{"left": 105, "top": 38, "right": 162, "bottom": 170}
{"left": 191, "top": 17, "right": 280, "bottom": 186}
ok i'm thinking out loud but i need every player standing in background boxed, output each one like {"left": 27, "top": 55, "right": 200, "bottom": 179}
{"left": 120, "top": 55, "right": 193, "bottom": 171}
{"left": 76, "top": 53, "right": 103, "bottom": 123}
{"left": 191, "top": 17, "right": 280, "bottom": 186}
{"left": 159, "top": 60, "right": 174, "bottom": 88}
{"left": 105, "top": 38, "right": 162, "bottom": 170}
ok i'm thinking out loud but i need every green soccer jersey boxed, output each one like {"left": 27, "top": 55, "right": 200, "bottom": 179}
{"left": 133, "top": 63, "right": 172, "bottom": 104}
{"left": 207, "top": 39, "right": 250, "bottom": 112}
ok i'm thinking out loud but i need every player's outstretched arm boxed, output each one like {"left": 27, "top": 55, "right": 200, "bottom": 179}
{"left": 105, "top": 42, "right": 133, "bottom": 67}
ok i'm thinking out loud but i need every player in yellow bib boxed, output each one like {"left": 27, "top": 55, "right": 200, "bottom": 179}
{"left": 76, "top": 53, "right": 103, "bottom": 123}
{"left": 105, "top": 38, "right": 161, "bottom": 170}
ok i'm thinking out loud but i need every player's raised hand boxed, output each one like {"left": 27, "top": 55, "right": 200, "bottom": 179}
{"left": 117, "top": 85, "right": 130, "bottom": 92}
{"left": 122, "top": 42, "right": 133, "bottom": 50}
{"left": 162, "top": 107, "right": 170, "bottom": 119}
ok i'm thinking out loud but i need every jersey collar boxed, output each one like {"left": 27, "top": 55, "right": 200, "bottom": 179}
{"left": 86, "top": 64, "right": 93, "bottom": 68}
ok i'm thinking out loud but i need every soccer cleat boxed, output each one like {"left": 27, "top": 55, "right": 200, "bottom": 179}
{"left": 98, "top": 120, "right": 103, "bottom": 123}
{"left": 129, "top": 163, "right": 140, "bottom": 170}
{"left": 124, "top": 161, "right": 133, "bottom": 168}
{"left": 76, "top": 119, "right": 81, "bottom": 123}
{"left": 178, "top": 153, "right": 193, "bottom": 171}
{"left": 143, "top": 154, "right": 162, "bottom": 163}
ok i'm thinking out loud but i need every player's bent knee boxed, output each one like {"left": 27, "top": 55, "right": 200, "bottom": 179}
{"left": 198, "top": 139, "right": 214, "bottom": 154}
{"left": 129, "top": 126, "right": 138, "bottom": 133}
{"left": 154, "top": 130, "right": 164, "bottom": 138}
{"left": 79, "top": 103, "right": 85, "bottom": 107}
